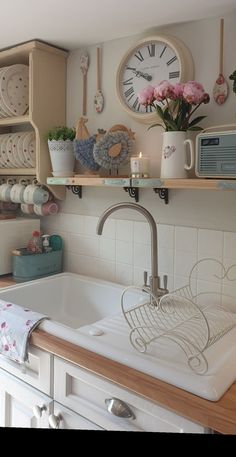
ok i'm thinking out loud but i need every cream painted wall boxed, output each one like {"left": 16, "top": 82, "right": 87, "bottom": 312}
{"left": 62, "top": 12, "right": 236, "bottom": 232}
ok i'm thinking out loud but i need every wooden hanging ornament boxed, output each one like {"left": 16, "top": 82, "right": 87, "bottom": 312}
{"left": 94, "top": 47, "right": 104, "bottom": 113}
{"left": 80, "top": 51, "right": 89, "bottom": 116}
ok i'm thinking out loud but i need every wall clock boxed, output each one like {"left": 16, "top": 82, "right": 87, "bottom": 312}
{"left": 116, "top": 34, "right": 194, "bottom": 123}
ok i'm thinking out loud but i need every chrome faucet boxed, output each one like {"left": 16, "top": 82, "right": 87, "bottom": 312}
{"left": 96, "top": 202, "right": 168, "bottom": 299}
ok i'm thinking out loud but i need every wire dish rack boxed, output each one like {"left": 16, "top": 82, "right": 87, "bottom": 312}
{"left": 121, "top": 259, "right": 236, "bottom": 375}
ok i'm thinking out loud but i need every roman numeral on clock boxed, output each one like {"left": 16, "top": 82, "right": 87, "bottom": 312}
{"left": 145, "top": 104, "right": 153, "bottom": 113}
{"left": 159, "top": 46, "right": 167, "bottom": 58}
{"left": 124, "top": 86, "right": 134, "bottom": 101}
{"left": 123, "top": 77, "right": 133, "bottom": 85}
{"left": 169, "top": 71, "right": 180, "bottom": 79}
{"left": 133, "top": 98, "right": 140, "bottom": 111}
{"left": 134, "top": 51, "right": 144, "bottom": 62}
{"left": 147, "top": 44, "right": 155, "bottom": 57}
{"left": 166, "top": 56, "right": 177, "bottom": 66}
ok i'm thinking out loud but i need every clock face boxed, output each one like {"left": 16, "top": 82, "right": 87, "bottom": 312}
{"left": 116, "top": 35, "right": 194, "bottom": 123}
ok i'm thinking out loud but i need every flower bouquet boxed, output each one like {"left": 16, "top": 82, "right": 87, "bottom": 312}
{"left": 138, "top": 80, "right": 210, "bottom": 132}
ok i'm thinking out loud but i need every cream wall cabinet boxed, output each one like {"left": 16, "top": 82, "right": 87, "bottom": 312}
{"left": 0, "top": 40, "right": 68, "bottom": 200}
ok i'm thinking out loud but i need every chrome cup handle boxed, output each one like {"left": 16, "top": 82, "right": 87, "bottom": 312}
{"left": 105, "top": 397, "right": 135, "bottom": 419}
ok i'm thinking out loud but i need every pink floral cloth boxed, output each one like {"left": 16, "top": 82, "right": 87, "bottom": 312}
{"left": 0, "top": 299, "right": 48, "bottom": 364}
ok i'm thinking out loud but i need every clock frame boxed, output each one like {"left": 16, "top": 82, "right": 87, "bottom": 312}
{"left": 116, "top": 34, "right": 194, "bottom": 124}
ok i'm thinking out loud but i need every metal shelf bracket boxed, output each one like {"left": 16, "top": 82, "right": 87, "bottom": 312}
{"left": 66, "top": 185, "right": 82, "bottom": 198}
{"left": 153, "top": 188, "right": 169, "bottom": 204}
{"left": 124, "top": 187, "right": 139, "bottom": 202}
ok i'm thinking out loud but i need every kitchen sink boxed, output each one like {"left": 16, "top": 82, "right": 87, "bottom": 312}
{"left": 0, "top": 271, "right": 236, "bottom": 402}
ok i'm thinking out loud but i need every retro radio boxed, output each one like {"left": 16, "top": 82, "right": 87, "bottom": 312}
{"left": 195, "top": 125, "right": 236, "bottom": 178}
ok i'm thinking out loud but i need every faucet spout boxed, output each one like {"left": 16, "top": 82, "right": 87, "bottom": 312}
{"left": 97, "top": 202, "right": 161, "bottom": 298}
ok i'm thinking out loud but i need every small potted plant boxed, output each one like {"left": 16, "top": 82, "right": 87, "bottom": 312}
{"left": 45, "top": 126, "right": 76, "bottom": 177}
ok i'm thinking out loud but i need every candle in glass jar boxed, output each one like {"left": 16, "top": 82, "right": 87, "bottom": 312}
{"left": 130, "top": 152, "right": 150, "bottom": 178}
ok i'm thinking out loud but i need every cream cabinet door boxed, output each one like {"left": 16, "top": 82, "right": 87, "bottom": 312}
{"left": 0, "top": 368, "right": 53, "bottom": 428}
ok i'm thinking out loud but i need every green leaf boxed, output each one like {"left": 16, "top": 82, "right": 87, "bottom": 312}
{"left": 188, "top": 116, "right": 206, "bottom": 128}
{"left": 155, "top": 105, "right": 165, "bottom": 120}
{"left": 164, "top": 118, "right": 178, "bottom": 131}
{"left": 147, "top": 123, "right": 164, "bottom": 130}
{"left": 45, "top": 126, "right": 76, "bottom": 142}
{"left": 188, "top": 126, "right": 204, "bottom": 131}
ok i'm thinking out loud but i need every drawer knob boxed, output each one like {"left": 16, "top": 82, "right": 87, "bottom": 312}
{"left": 49, "top": 413, "right": 61, "bottom": 429}
{"left": 105, "top": 397, "right": 135, "bottom": 419}
{"left": 33, "top": 404, "right": 47, "bottom": 419}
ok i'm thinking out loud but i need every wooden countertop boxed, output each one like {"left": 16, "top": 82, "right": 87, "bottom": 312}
{"left": 0, "top": 276, "right": 235, "bottom": 434}
{"left": 30, "top": 329, "right": 236, "bottom": 435}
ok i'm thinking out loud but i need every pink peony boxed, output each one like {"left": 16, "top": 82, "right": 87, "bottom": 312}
{"left": 136, "top": 79, "right": 209, "bottom": 131}
{"left": 173, "top": 83, "right": 185, "bottom": 98}
{"left": 137, "top": 85, "right": 154, "bottom": 105}
{"left": 183, "top": 81, "right": 205, "bottom": 105}
{"left": 153, "top": 81, "right": 175, "bottom": 101}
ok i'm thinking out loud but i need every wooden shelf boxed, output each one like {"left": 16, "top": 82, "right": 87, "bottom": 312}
{"left": 47, "top": 176, "right": 236, "bottom": 191}
{"left": 0, "top": 115, "right": 31, "bottom": 126}
{"left": 0, "top": 168, "right": 36, "bottom": 176}
{"left": 47, "top": 176, "right": 131, "bottom": 187}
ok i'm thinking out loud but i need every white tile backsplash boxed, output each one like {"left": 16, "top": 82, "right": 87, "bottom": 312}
{"left": 116, "top": 220, "right": 133, "bottom": 242}
{"left": 134, "top": 221, "right": 151, "bottom": 244}
{"left": 158, "top": 247, "right": 174, "bottom": 274}
{"left": 223, "top": 232, "right": 236, "bottom": 260}
{"left": 100, "top": 237, "right": 116, "bottom": 261}
{"left": 116, "top": 262, "right": 133, "bottom": 285}
{"left": 43, "top": 212, "right": 236, "bottom": 304}
{"left": 116, "top": 240, "right": 133, "bottom": 265}
{"left": 175, "top": 226, "right": 197, "bottom": 253}
{"left": 198, "top": 229, "right": 223, "bottom": 259}
{"left": 157, "top": 224, "right": 174, "bottom": 250}
{"left": 174, "top": 251, "right": 197, "bottom": 278}
{"left": 84, "top": 215, "right": 99, "bottom": 237}
{"left": 133, "top": 243, "right": 150, "bottom": 269}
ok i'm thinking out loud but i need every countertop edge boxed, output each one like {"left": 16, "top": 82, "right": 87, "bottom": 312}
{"left": 30, "top": 328, "right": 236, "bottom": 434}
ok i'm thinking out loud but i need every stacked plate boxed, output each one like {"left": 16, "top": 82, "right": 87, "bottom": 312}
{"left": 0, "top": 64, "right": 29, "bottom": 118}
{"left": 0, "top": 131, "right": 36, "bottom": 168}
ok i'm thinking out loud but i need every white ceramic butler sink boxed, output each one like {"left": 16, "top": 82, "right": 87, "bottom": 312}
{"left": 1, "top": 271, "right": 236, "bottom": 402}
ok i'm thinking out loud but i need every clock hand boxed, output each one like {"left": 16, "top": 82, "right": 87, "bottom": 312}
{"left": 128, "top": 68, "right": 152, "bottom": 81}
{"left": 136, "top": 71, "right": 152, "bottom": 81}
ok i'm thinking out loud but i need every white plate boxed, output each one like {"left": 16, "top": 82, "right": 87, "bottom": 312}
{"left": 11, "top": 132, "right": 24, "bottom": 167}
{"left": 17, "top": 131, "right": 30, "bottom": 167}
{"left": 22, "top": 131, "right": 36, "bottom": 167}
{"left": 0, "top": 64, "right": 29, "bottom": 116}
{"left": 5, "top": 134, "right": 16, "bottom": 168}
{"left": 0, "top": 134, "right": 9, "bottom": 167}
{"left": 0, "top": 67, "right": 11, "bottom": 118}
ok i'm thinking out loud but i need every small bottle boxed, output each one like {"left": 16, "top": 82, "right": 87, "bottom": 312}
{"left": 27, "top": 230, "right": 42, "bottom": 254}
{"left": 42, "top": 234, "right": 52, "bottom": 253}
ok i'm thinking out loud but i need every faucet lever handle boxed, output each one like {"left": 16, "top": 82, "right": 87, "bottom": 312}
{"left": 163, "top": 274, "right": 168, "bottom": 290}
{"left": 143, "top": 271, "right": 148, "bottom": 287}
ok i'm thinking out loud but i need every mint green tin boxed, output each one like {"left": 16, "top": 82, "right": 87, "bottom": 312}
{"left": 12, "top": 250, "right": 63, "bottom": 282}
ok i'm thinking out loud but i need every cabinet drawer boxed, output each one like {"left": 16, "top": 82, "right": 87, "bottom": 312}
{"left": 0, "top": 345, "right": 52, "bottom": 395}
{"left": 54, "top": 357, "right": 204, "bottom": 433}
{"left": 53, "top": 402, "right": 102, "bottom": 430}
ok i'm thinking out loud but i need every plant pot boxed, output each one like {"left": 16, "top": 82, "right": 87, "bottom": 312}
{"left": 160, "top": 131, "right": 194, "bottom": 179}
{"left": 48, "top": 139, "right": 75, "bottom": 177}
